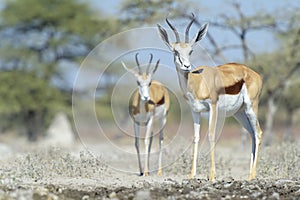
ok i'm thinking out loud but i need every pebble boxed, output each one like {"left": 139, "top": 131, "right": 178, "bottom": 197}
{"left": 135, "top": 190, "right": 151, "bottom": 200}
{"left": 223, "top": 182, "right": 233, "bottom": 189}
{"left": 109, "top": 191, "right": 117, "bottom": 198}
{"left": 82, "top": 195, "right": 90, "bottom": 200}
{"left": 270, "top": 192, "right": 280, "bottom": 200}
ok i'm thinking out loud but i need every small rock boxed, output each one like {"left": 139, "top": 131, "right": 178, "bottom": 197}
{"left": 109, "top": 191, "right": 117, "bottom": 198}
{"left": 48, "top": 193, "right": 59, "bottom": 200}
{"left": 0, "top": 143, "right": 13, "bottom": 159}
{"left": 224, "top": 183, "right": 233, "bottom": 189}
{"left": 223, "top": 194, "right": 233, "bottom": 200}
{"left": 82, "top": 195, "right": 89, "bottom": 200}
{"left": 135, "top": 190, "right": 151, "bottom": 200}
{"left": 42, "top": 112, "right": 75, "bottom": 147}
{"left": 223, "top": 177, "right": 234, "bottom": 183}
{"left": 33, "top": 187, "right": 49, "bottom": 197}
{"left": 251, "top": 191, "right": 262, "bottom": 198}
{"left": 270, "top": 192, "right": 280, "bottom": 200}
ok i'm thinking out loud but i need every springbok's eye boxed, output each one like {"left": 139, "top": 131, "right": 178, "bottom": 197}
{"left": 174, "top": 50, "right": 179, "bottom": 56}
{"left": 137, "top": 81, "right": 140, "bottom": 86}
{"left": 189, "top": 50, "right": 193, "bottom": 55}
{"left": 148, "top": 82, "right": 152, "bottom": 87}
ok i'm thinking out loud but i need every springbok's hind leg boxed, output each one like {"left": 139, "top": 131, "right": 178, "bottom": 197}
{"left": 157, "top": 115, "right": 166, "bottom": 176}
{"left": 234, "top": 109, "right": 262, "bottom": 180}
{"left": 134, "top": 122, "right": 143, "bottom": 176}
{"left": 144, "top": 116, "right": 153, "bottom": 176}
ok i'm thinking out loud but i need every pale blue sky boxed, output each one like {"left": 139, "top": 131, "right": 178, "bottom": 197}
{"left": 88, "top": 0, "right": 299, "bottom": 17}
{"left": 86, "top": 0, "right": 299, "bottom": 61}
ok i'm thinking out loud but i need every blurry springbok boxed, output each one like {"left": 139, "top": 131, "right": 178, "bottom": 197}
{"left": 157, "top": 14, "right": 263, "bottom": 180}
{"left": 122, "top": 53, "right": 170, "bottom": 176}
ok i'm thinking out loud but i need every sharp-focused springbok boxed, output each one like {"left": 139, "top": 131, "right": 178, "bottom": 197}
{"left": 157, "top": 14, "right": 263, "bottom": 180}
{"left": 122, "top": 53, "right": 170, "bottom": 176}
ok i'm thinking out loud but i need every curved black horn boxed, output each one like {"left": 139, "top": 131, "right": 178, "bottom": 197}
{"left": 152, "top": 59, "right": 160, "bottom": 74}
{"left": 185, "top": 13, "right": 195, "bottom": 42}
{"left": 135, "top": 53, "right": 142, "bottom": 75}
{"left": 146, "top": 53, "right": 153, "bottom": 74}
{"left": 166, "top": 17, "right": 180, "bottom": 43}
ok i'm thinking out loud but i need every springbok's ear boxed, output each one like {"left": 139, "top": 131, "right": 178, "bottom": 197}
{"left": 191, "top": 23, "right": 209, "bottom": 46}
{"left": 157, "top": 24, "right": 172, "bottom": 49}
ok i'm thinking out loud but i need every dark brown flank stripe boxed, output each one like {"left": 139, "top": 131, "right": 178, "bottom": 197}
{"left": 189, "top": 68, "right": 244, "bottom": 95}
{"left": 156, "top": 96, "right": 165, "bottom": 106}
{"left": 224, "top": 79, "right": 245, "bottom": 95}
{"left": 132, "top": 96, "right": 165, "bottom": 114}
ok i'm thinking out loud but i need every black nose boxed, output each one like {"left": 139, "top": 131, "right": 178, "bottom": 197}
{"left": 144, "top": 96, "right": 150, "bottom": 101}
{"left": 184, "top": 65, "right": 190, "bottom": 68}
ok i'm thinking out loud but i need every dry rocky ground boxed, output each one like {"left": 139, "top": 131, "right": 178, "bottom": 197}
{"left": 0, "top": 135, "right": 299, "bottom": 200}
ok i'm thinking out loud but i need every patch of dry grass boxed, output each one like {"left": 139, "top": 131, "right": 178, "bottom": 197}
{"left": 259, "top": 142, "right": 300, "bottom": 179}
{"left": 0, "top": 148, "right": 107, "bottom": 182}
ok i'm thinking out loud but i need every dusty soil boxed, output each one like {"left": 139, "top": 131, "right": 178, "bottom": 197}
{"left": 0, "top": 132, "right": 299, "bottom": 200}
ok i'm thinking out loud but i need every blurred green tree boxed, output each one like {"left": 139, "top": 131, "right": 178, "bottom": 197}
{"left": 0, "top": 71, "right": 67, "bottom": 140}
{"left": 120, "top": 1, "right": 300, "bottom": 145}
{"left": 282, "top": 82, "right": 300, "bottom": 142}
{"left": 249, "top": 11, "right": 300, "bottom": 144}
{"left": 0, "top": 0, "right": 118, "bottom": 82}
{"left": 0, "top": 0, "right": 119, "bottom": 140}
{"left": 120, "top": 0, "right": 184, "bottom": 26}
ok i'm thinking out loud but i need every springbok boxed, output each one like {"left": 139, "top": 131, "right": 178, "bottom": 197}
{"left": 122, "top": 53, "right": 170, "bottom": 176}
{"left": 157, "top": 14, "right": 263, "bottom": 180}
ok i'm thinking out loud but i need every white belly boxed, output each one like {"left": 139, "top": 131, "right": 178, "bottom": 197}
{"left": 218, "top": 92, "right": 244, "bottom": 116}
{"left": 134, "top": 112, "right": 151, "bottom": 124}
{"left": 134, "top": 105, "right": 167, "bottom": 124}
{"left": 188, "top": 84, "right": 246, "bottom": 117}
{"left": 154, "top": 104, "right": 167, "bottom": 118}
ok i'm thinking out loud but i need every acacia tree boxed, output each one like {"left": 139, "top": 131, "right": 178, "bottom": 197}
{"left": 120, "top": 1, "right": 300, "bottom": 145}
{"left": 0, "top": 71, "right": 67, "bottom": 140}
{"left": 0, "top": 0, "right": 119, "bottom": 140}
{"left": 0, "top": 0, "right": 118, "bottom": 83}
{"left": 202, "top": 3, "right": 300, "bottom": 145}
{"left": 120, "top": 0, "right": 184, "bottom": 26}
{"left": 282, "top": 82, "right": 300, "bottom": 142}
{"left": 120, "top": 0, "right": 229, "bottom": 63}
{"left": 252, "top": 14, "right": 300, "bottom": 144}
{"left": 209, "top": 3, "right": 277, "bottom": 62}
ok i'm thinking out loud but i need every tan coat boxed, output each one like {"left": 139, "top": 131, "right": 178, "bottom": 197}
{"left": 132, "top": 80, "right": 170, "bottom": 115}
{"left": 187, "top": 63, "right": 262, "bottom": 112}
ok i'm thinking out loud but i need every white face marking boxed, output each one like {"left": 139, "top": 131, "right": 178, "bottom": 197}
{"left": 172, "top": 43, "right": 193, "bottom": 71}
{"left": 137, "top": 75, "right": 152, "bottom": 101}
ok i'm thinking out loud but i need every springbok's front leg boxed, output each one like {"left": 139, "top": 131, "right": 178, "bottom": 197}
{"left": 134, "top": 122, "right": 143, "bottom": 176}
{"left": 189, "top": 111, "right": 201, "bottom": 179}
{"left": 157, "top": 114, "right": 166, "bottom": 176}
{"left": 144, "top": 115, "right": 154, "bottom": 176}
{"left": 208, "top": 103, "right": 217, "bottom": 181}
